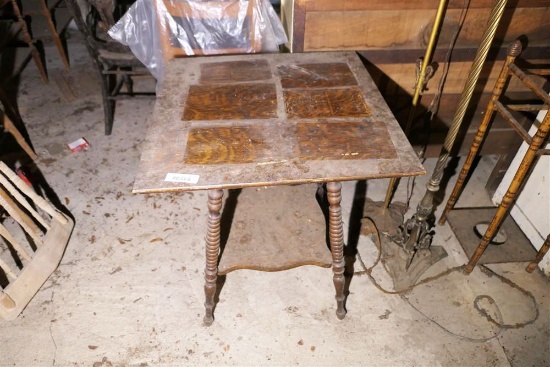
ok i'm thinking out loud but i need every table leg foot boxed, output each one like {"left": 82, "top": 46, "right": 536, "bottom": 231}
{"left": 203, "top": 312, "right": 214, "bottom": 326}
{"left": 327, "top": 182, "right": 346, "bottom": 320}
{"left": 203, "top": 189, "right": 223, "bottom": 326}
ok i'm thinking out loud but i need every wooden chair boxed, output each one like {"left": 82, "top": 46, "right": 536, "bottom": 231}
{"left": 0, "top": 161, "right": 73, "bottom": 320}
{"left": 438, "top": 39, "right": 550, "bottom": 274}
{"left": 0, "top": 86, "right": 37, "bottom": 160}
{"left": 1, "top": 107, "right": 38, "bottom": 160}
{"left": 154, "top": 0, "right": 262, "bottom": 61}
{"left": 1, "top": 0, "right": 49, "bottom": 83}
{"left": 526, "top": 234, "right": 550, "bottom": 273}
{"left": 29, "top": 0, "right": 73, "bottom": 70}
{"left": 66, "top": 0, "right": 154, "bottom": 135}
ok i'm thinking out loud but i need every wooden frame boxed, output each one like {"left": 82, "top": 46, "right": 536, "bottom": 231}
{"left": 438, "top": 40, "right": 550, "bottom": 273}
{"left": 154, "top": 0, "right": 261, "bottom": 61}
{"left": 0, "top": 162, "right": 73, "bottom": 320}
{"left": 4, "top": 0, "right": 49, "bottom": 83}
{"left": 1, "top": 107, "right": 37, "bottom": 160}
{"left": 36, "top": 0, "right": 72, "bottom": 69}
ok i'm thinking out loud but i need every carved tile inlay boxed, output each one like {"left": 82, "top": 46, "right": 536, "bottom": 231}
{"left": 185, "top": 125, "right": 270, "bottom": 164}
{"left": 200, "top": 60, "right": 271, "bottom": 84}
{"left": 183, "top": 84, "right": 278, "bottom": 121}
{"left": 284, "top": 88, "right": 371, "bottom": 119}
{"left": 278, "top": 63, "right": 358, "bottom": 89}
{"left": 296, "top": 121, "right": 397, "bottom": 160}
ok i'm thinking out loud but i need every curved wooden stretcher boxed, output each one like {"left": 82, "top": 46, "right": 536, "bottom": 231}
{"left": 0, "top": 161, "right": 73, "bottom": 320}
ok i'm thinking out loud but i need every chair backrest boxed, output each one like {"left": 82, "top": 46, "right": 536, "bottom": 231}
{"left": 67, "top": 0, "right": 136, "bottom": 57}
{"left": 154, "top": 0, "right": 261, "bottom": 61}
{"left": 66, "top": 0, "right": 110, "bottom": 56}
{"left": 87, "top": 0, "right": 117, "bottom": 28}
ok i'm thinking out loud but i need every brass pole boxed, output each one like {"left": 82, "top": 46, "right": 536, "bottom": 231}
{"left": 383, "top": 0, "right": 449, "bottom": 208}
{"left": 399, "top": 0, "right": 509, "bottom": 266}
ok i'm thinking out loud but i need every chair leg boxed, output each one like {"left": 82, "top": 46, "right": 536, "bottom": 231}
{"left": 99, "top": 73, "right": 115, "bottom": 135}
{"left": 40, "top": 0, "right": 70, "bottom": 69}
{"left": 10, "top": 0, "right": 48, "bottom": 83}
{"left": 2, "top": 111, "right": 38, "bottom": 159}
{"left": 526, "top": 234, "right": 550, "bottom": 273}
{"left": 124, "top": 74, "right": 134, "bottom": 95}
{"left": 439, "top": 52, "right": 518, "bottom": 225}
{"left": 464, "top": 111, "right": 550, "bottom": 274}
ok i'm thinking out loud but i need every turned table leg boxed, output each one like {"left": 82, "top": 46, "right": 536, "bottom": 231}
{"left": 327, "top": 182, "right": 346, "bottom": 319}
{"left": 203, "top": 189, "right": 223, "bottom": 326}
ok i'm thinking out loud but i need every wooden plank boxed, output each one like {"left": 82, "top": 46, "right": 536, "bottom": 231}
{"left": 357, "top": 46, "right": 550, "bottom": 65}
{"left": 426, "top": 93, "right": 539, "bottom": 128}
{"left": 2, "top": 111, "right": 37, "bottom": 159}
{"left": 1, "top": 217, "right": 74, "bottom": 320}
{"left": 218, "top": 184, "right": 332, "bottom": 275}
{"left": 422, "top": 129, "right": 525, "bottom": 157}
{"left": 303, "top": 8, "right": 550, "bottom": 51}
{"left": 366, "top": 59, "right": 548, "bottom": 95}
{"left": 375, "top": 88, "right": 539, "bottom": 158}
{"left": 305, "top": 0, "right": 550, "bottom": 11}
{"left": 291, "top": 0, "right": 307, "bottom": 52}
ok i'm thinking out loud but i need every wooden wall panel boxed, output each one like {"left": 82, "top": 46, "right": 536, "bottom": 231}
{"left": 372, "top": 59, "right": 548, "bottom": 95}
{"left": 303, "top": 8, "right": 550, "bottom": 51}
{"left": 305, "top": 0, "right": 550, "bottom": 11}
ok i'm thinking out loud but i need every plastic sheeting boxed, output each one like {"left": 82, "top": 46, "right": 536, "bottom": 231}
{"left": 109, "top": 0, "right": 287, "bottom": 82}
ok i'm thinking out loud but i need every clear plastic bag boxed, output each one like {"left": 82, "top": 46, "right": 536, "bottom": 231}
{"left": 108, "top": 0, "right": 287, "bottom": 82}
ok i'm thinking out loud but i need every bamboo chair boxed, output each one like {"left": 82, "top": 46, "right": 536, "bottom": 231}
{"left": 154, "top": 0, "right": 262, "bottom": 61}
{"left": 438, "top": 39, "right": 550, "bottom": 274}
{"left": 526, "top": 234, "right": 550, "bottom": 273}
{"left": 0, "top": 161, "right": 73, "bottom": 320}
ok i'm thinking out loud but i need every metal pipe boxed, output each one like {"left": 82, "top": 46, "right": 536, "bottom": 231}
{"left": 383, "top": 0, "right": 449, "bottom": 208}
{"left": 436, "top": 0, "right": 508, "bottom": 176}
{"left": 399, "top": 0, "right": 509, "bottom": 264}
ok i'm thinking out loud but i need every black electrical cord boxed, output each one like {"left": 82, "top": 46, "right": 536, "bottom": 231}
{"left": 355, "top": 217, "right": 540, "bottom": 343}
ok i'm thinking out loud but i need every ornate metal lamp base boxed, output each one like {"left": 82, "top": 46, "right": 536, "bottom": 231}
{"left": 361, "top": 199, "right": 448, "bottom": 291}
{"left": 379, "top": 235, "right": 447, "bottom": 291}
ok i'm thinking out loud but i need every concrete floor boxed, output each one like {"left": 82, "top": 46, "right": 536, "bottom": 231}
{"left": 0, "top": 33, "right": 549, "bottom": 366}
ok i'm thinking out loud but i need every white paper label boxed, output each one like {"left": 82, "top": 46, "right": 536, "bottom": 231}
{"left": 164, "top": 173, "right": 200, "bottom": 184}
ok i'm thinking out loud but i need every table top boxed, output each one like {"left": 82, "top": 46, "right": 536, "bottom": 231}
{"left": 133, "top": 51, "right": 424, "bottom": 193}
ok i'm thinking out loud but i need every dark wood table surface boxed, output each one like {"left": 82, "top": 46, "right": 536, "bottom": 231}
{"left": 133, "top": 51, "right": 424, "bottom": 325}
{"left": 133, "top": 51, "right": 424, "bottom": 194}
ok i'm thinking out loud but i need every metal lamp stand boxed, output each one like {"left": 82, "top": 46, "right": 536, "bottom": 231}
{"left": 363, "top": 0, "right": 509, "bottom": 289}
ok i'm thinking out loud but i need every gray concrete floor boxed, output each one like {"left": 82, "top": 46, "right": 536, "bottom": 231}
{"left": 0, "top": 32, "right": 549, "bottom": 366}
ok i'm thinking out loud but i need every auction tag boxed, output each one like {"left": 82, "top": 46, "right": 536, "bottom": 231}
{"left": 164, "top": 173, "right": 200, "bottom": 184}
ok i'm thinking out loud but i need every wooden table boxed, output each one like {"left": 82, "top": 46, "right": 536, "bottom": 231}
{"left": 133, "top": 51, "right": 425, "bottom": 325}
